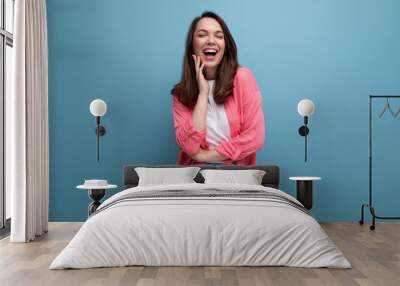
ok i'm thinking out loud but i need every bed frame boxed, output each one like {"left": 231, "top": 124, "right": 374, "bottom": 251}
{"left": 123, "top": 165, "right": 279, "bottom": 189}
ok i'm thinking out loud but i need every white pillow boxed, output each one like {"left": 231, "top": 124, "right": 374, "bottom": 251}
{"left": 135, "top": 167, "right": 201, "bottom": 186}
{"left": 200, "top": 169, "right": 266, "bottom": 185}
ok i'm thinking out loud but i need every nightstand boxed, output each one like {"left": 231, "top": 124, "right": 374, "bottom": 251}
{"left": 77, "top": 180, "right": 117, "bottom": 216}
{"left": 289, "top": 177, "right": 321, "bottom": 210}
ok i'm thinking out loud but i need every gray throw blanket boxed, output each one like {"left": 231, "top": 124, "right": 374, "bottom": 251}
{"left": 91, "top": 188, "right": 309, "bottom": 218}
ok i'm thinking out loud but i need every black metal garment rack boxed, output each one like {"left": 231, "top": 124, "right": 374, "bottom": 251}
{"left": 359, "top": 95, "right": 400, "bottom": 230}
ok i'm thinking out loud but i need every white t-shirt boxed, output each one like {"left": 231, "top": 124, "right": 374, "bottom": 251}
{"left": 206, "top": 80, "right": 231, "bottom": 148}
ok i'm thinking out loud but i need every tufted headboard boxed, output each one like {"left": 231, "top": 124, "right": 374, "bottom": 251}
{"left": 123, "top": 165, "right": 280, "bottom": 189}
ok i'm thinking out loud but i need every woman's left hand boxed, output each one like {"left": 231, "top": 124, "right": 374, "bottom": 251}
{"left": 190, "top": 148, "right": 228, "bottom": 163}
{"left": 190, "top": 149, "right": 208, "bottom": 162}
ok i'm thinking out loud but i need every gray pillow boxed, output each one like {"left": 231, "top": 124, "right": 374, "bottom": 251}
{"left": 135, "top": 167, "right": 201, "bottom": 186}
{"left": 200, "top": 169, "right": 266, "bottom": 185}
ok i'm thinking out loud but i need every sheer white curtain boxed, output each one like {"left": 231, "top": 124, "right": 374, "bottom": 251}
{"left": 8, "top": 0, "right": 49, "bottom": 242}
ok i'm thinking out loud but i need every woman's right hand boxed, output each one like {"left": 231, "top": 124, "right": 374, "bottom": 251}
{"left": 192, "top": 54, "right": 209, "bottom": 96}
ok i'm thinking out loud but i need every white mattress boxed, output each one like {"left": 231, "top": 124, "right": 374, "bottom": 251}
{"left": 50, "top": 183, "right": 351, "bottom": 269}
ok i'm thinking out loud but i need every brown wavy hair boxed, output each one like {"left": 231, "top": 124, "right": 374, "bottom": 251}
{"left": 171, "top": 11, "right": 239, "bottom": 108}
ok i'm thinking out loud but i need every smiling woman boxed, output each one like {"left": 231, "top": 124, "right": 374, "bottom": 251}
{"left": 171, "top": 11, "right": 265, "bottom": 165}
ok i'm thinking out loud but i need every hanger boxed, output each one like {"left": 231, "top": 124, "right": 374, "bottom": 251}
{"left": 394, "top": 106, "right": 400, "bottom": 118}
{"left": 379, "top": 98, "right": 396, "bottom": 118}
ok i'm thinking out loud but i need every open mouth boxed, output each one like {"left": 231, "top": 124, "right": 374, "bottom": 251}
{"left": 202, "top": 48, "right": 218, "bottom": 60}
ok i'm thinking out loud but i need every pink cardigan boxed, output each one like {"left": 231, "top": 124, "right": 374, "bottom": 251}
{"left": 173, "top": 67, "right": 265, "bottom": 165}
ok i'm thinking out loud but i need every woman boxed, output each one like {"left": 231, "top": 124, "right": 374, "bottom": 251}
{"left": 171, "top": 11, "right": 265, "bottom": 165}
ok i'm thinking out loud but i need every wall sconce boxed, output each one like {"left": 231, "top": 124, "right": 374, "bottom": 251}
{"left": 297, "top": 99, "right": 315, "bottom": 162}
{"left": 89, "top": 99, "right": 107, "bottom": 162}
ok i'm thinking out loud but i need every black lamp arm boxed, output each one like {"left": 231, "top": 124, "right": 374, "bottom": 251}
{"left": 297, "top": 116, "right": 310, "bottom": 162}
{"left": 95, "top": 116, "right": 106, "bottom": 163}
{"left": 95, "top": 117, "right": 106, "bottom": 136}
{"left": 298, "top": 116, "right": 309, "bottom": 137}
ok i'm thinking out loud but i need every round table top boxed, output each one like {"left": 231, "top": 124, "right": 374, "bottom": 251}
{"left": 76, "top": 184, "right": 117, "bottom": 190}
{"left": 289, "top": 176, "right": 321, "bottom": 181}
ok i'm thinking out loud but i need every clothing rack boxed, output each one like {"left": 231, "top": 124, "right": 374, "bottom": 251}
{"left": 359, "top": 95, "right": 400, "bottom": 230}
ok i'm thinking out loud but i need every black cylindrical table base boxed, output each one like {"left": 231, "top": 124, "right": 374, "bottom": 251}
{"left": 296, "top": 181, "right": 313, "bottom": 210}
{"left": 88, "top": 189, "right": 105, "bottom": 216}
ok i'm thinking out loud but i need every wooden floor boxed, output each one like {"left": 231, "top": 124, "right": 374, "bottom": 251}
{"left": 0, "top": 222, "right": 399, "bottom": 286}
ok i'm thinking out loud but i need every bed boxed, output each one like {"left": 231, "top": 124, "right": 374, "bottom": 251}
{"left": 50, "top": 165, "right": 350, "bottom": 269}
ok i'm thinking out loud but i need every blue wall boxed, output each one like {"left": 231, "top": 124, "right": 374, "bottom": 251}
{"left": 47, "top": 0, "right": 400, "bottom": 222}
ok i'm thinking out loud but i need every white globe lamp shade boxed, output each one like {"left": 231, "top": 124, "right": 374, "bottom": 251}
{"left": 297, "top": 99, "right": 315, "bottom": 117}
{"left": 90, "top": 99, "right": 107, "bottom": 117}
